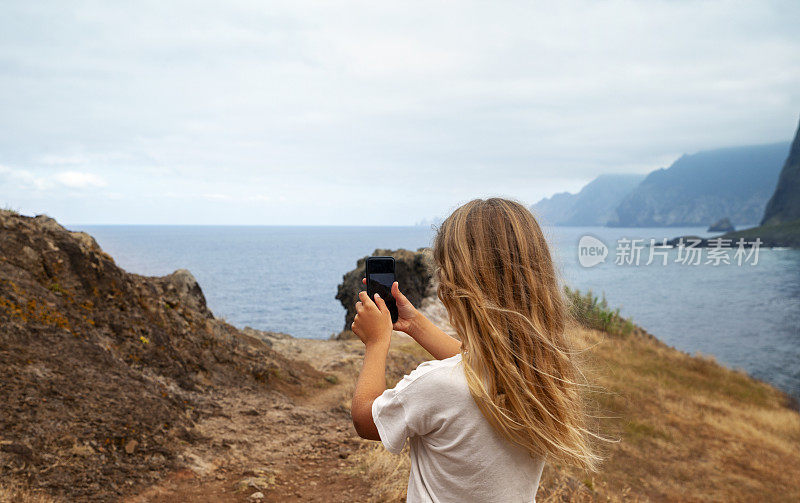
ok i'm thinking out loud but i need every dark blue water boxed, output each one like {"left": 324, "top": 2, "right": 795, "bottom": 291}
{"left": 547, "top": 226, "right": 800, "bottom": 402}
{"left": 76, "top": 225, "right": 800, "bottom": 402}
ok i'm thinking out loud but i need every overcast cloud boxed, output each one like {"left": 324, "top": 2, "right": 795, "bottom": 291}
{"left": 1, "top": 0, "right": 799, "bottom": 225}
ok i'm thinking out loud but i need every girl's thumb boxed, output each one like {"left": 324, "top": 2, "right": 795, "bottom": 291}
{"left": 391, "top": 282, "right": 409, "bottom": 305}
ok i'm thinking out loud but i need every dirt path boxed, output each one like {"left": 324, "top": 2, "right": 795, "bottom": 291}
{"left": 125, "top": 336, "right": 376, "bottom": 503}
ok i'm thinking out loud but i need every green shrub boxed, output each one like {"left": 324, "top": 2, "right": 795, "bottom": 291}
{"left": 48, "top": 283, "right": 66, "bottom": 295}
{"left": 564, "top": 286, "right": 634, "bottom": 337}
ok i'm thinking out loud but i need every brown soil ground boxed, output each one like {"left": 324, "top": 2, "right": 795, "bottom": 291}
{"left": 6, "top": 317, "right": 800, "bottom": 503}
{"left": 125, "top": 305, "right": 800, "bottom": 503}
{"left": 123, "top": 335, "right": 384, "bottom": 503}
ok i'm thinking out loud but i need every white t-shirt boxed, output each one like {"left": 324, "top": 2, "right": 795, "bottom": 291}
{"left": 371, "top": 353, "right": 545, "bottom": 502}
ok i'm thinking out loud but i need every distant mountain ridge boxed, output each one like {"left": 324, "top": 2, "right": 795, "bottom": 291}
{"left": 607, "top": 142, "right": 789, "bottom": 227}
{"left": 530, "top": 174, "right": 645, "bottom": 226}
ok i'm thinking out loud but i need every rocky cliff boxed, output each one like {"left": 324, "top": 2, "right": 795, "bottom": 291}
{"left": 530, "top": 174, "right": 645, "bottom": 226}
{"left": 0, "top": 211, "right": 320, "bottom": 501}
{"left": 335, "top": 249, "right": 435, "bottom": 337}
{"left": 681, "top": 117, "right": 800, "bottom": 248}
{"left": 608, "top": 142, "right": 789, "bottom": 227}
{"left": 762, "top": 117, "right": 800, "bottom": 226}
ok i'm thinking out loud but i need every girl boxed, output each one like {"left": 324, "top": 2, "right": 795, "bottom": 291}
{"left": 350, "top": 198, "right": 598, "bottom": 502}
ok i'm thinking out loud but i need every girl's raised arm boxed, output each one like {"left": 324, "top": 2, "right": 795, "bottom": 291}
{"left": 364, "top": 278, "right": 461, "bottom": 360}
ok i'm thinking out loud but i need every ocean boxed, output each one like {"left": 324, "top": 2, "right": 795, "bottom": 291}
{"left": 76, "top": 224, "right": 800, "bottom": 402}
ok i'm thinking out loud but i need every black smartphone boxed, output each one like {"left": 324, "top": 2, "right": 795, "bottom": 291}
{"left": 365, "top": 256, "right": 399, "bottom": 323}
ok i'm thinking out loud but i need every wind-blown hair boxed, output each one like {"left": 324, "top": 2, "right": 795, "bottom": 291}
{"left": 433, "top": 198, "right": 600, "bottom": 470}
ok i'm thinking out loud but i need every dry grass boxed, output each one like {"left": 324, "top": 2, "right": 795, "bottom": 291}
{"left": 0, "top": 480, "right": 57, "bottom": 503}
{"left": 347, "top": 443, "right": 411, "bottom": 502}
{"left": 579, "top": 327, "right": 800, "bottom": 502}
{"left": 351, "top": 326, "right": 800, "bottom": 502}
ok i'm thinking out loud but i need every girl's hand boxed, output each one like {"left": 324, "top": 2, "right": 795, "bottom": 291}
{"left": 352, "top": 291, "right": 392, "bottom": 348}
{"left": 361, "top": 279, "right": 420, "bottom": 334}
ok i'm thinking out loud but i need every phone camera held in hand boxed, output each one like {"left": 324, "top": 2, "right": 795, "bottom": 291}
{"left": 366, "top": 256, "right": 399, "bottom": 323}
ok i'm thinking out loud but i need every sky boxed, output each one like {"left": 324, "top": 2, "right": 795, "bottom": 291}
{"left": 1, "top": 1, "right": 799, "bottom": 225}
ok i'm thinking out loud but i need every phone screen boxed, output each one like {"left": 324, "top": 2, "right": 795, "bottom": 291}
{"left": 366, "top": 257, "right": 399, "bottom": 323}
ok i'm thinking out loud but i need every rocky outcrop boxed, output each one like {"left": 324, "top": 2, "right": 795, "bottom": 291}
{"left": 530, "top": 174, "right": 645, "bottom": 226}
{"left": 335, "top": 249, "right": 436, "bottom": 337}
{"left": 160, "top": 268, "right": 214, "bottom": 316}
{"left": 708, "top": 217, "right": 735, "bottom": 232}
{"left": 608, "top": 142, "right": 789, "bottom": 227}
{"left": 0, "top": 211, "right": 320, "bottom": 501}
{"left": 762, "top": 117, "right": 800, "bottom": 226}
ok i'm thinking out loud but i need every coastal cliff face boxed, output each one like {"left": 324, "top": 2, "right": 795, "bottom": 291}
{"left": 335, "top": 248, "right": 436, "bottom": 337}
{"left": 762, "top": 118, "right": 800, "bottom": 226}
{"left": 530, "top": 174, "right": 645, "bottom": 226}
{"left": 0, "top": 211, "right": 319, "bottom": 501}
{"left": 700, "top": 118, "right": 800, "bottom": 248}
{"left": 608, "top": 142, "right": 788, "bottom": 227}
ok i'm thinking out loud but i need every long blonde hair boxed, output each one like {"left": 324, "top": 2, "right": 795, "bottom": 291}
{"left": 433, "top": 198, "right": 600, "bottom": 470}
